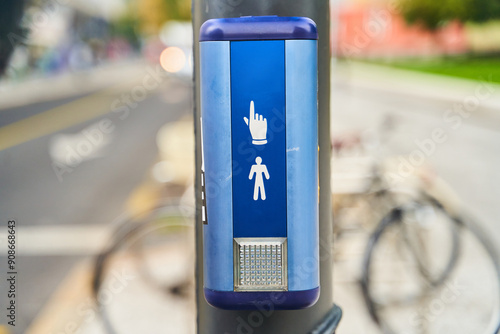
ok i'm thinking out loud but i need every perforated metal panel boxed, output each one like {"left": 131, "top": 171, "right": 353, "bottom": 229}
{"left": 234, "top": 238, "right": 287, "bottom": 291}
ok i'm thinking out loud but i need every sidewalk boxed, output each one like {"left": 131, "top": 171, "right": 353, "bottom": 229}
{"left": 330, "top": 60, "right": 500, "bottom": 334}
{"left": 0, "top": 59, "right": 150, "bottom": 110}
{"left": 333, "top": 60, "right": 500, "bottom": 127}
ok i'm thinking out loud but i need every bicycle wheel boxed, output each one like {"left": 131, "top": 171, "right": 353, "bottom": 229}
{"left": 91, "top": 204, "right": 195, "bottom": 334}
{"left": 361, "top": 201, "right": 500, "bottom": 334}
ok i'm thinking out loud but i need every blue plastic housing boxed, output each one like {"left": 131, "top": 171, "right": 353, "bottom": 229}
{"left": 200, "top": 16, "right": 318, "bottom": 41}
{"left": 200, "top": 16, "right": 319, "bottom": 310}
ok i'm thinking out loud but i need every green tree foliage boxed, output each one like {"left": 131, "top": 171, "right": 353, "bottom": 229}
{"left": 110, "top": 12, "right": 141, "bottom": 49}
{"left": 460, "top": 0, "right": 500, "bottom": 23}
{"left": 398, "top": 0, "right": 500, "bottom": 30}
{"left": 162, "top": 0, "right": 191, "bottom": 21}
{"left": 0, "top": 0, "right": 26, "bottom": 74}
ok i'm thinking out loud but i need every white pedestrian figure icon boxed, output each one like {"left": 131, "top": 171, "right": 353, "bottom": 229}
{"left": 249, "top": 156, "right": 270, "bottom": 201}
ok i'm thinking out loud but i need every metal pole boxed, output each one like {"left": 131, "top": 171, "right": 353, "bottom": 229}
{"left": 192, "top": 1, "right": 341, "bottom": 332}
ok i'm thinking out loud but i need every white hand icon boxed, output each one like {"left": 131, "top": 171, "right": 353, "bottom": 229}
{"left": 243, "top": 101, "right": 267, "bottom": 145}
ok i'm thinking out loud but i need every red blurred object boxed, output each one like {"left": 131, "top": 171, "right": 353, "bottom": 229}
{"left": 143, "top": 37, "right": 166, "bottom": 64}
{"left": 107, "top": 38, "right": 133, "bottom": 60}
{"left": 334, "top": 3, "right": 468, "bottom": 58}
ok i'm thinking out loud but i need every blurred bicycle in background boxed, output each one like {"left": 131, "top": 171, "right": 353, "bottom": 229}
{"left": 332, "top": 116, "right": 500, "bottom": 334}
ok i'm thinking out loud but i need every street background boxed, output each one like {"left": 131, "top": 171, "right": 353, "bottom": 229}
{"left": 0, "top": 0, "right": 500, "bottom": 333}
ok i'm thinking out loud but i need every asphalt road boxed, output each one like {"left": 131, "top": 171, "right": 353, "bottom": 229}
{"left": 0, "top": 72, "right": 192, "bottom": 332}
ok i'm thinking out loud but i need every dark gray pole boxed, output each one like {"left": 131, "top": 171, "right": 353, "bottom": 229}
{"left": 192, "top": 1, "right": 341, "bottom": 333}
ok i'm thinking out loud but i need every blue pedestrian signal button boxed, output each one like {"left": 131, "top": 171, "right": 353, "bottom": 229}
{"left": 200, "top": 15, "right": 319, "bottom": 310}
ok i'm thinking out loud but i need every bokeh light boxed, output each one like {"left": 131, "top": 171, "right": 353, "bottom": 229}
{"left": 160, "top": 46, "right": 186, "bottom": 73}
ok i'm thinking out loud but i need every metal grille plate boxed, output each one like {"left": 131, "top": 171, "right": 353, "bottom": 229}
{"left": 234, "top": 237, "right": 287, "bottom": 291}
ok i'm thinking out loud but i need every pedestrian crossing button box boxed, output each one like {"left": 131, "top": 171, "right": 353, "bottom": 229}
{"left": 200, "top": 15, "right": 319, "bottom": 310}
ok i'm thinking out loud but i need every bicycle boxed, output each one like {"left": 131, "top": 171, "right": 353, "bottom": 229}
{"left": 91, "top": 119, "right": 197, "bottom": 334}
{"left": 331, "top": 118, "right": 500, "bottom": 334}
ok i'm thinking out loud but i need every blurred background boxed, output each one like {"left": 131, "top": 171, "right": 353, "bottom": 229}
{"left": 0, "top": 0, "right": 499, "bottom": 333}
